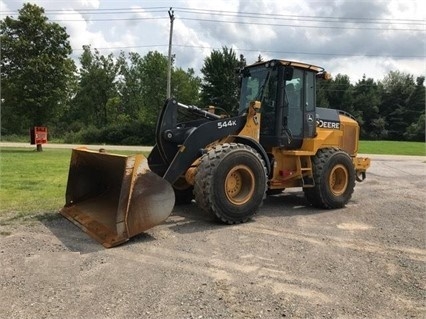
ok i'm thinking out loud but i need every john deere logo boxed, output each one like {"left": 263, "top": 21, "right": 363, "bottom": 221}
{"left": 317, "top": 119, "right": 340, "bottom": 129}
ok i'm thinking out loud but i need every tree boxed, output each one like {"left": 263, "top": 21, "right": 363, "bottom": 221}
{"left": 171, "top": 67, "right": 201, "bottom": 105}
{"left": 404, "top": 76, "right": 425, "bottom": 141}
{"left": 0, "top": 3, "right": 75, "bottom": 150}
{"left": 70, "top": 45, "right": 121, "bottom": 128}
{"left": 353, "top": 75, "right": 381, "bottom": 139}
{"left": 316, "top": 78, "right": 331, "bottom": 108}
{"left": 380, "top": 71, "right": 417, "bottom": 140}
{"left": 200, "top": 47, "right": 240, "bottom": 114}
{"left": 119, "top": 52, "right": 201, "bottom": 116}
{"left": 138, "top": 51, "right": 169, "bottom": 127}
{"left": 66, "top": 50, "right": 202, "bottom": 145}
{"left": 326, "top": 74, "right": 357, "bottom": 118}
{"left": 405, "top": 114, "right": 425, "bottom": 141}
{"left": 117, "top": 52, "right": 144, "bottom": 121}
{"left": 117, "top": 51, "right": 202, "bottom": 145}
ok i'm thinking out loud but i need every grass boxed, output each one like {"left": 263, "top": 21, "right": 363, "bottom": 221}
{"left": 359, "top": 141, "right": 425, "bottom": 156}
{"left": 0, "top": 141, "right": 424, "bottom": 221}
{"left": 0, "top": 147, "right": 147, "bottom": 222}
{"left": 0, "top": 148, "right": 71, "bottom": 217}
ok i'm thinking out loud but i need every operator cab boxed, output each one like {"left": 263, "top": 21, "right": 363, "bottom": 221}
{"left": 239, "top": 59, "right": 326, "bottom": 150}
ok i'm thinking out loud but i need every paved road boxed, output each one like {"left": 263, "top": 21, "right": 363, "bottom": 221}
{"left": 1, "top": 141, "right": 424, "bottom": 162}
{"left": 0, "top": 142, "right": 153, "bottom": 152}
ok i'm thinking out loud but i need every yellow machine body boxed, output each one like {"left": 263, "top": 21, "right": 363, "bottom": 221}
{"left": 266, "top": 114, "right": 370, "bottom": 190}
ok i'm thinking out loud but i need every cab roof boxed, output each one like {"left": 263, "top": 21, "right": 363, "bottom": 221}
{"left": 248, "top": 59, "right": 325, "bottom": 73}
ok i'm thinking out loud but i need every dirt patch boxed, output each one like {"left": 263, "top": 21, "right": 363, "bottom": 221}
{"left": 336, "top": 222, "right": 373, "bottom": 231}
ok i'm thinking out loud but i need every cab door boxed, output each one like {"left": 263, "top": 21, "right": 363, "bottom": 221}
{"left": 304, "top": 71, "right": 316, "bottom": 138}
{"left": 282, "top": 68, "right": 304, "bottom": 149}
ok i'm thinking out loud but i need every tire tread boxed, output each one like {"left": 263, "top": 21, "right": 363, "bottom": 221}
{"left": 194, "top": 143, "right": 267, "bottom": 224}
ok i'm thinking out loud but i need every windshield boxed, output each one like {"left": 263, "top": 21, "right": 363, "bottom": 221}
{"left": 238, "top": 66, "right": 270, "bottom": 114}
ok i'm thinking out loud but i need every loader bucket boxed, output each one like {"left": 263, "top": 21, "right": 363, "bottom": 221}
{"left": 59, "top": 148, "right": 175, "bottom": 248}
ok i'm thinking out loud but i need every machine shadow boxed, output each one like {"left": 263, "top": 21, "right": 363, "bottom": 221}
{"left": 165, "top": 203, "right": 228, "bottom": 235}
{"left": 166, "top": 190, "right": 331, "bottom": 236}
{"left": 261, "top": 191, "right": 331, "bottom": 217}
{"left": 39, "top": 192, "right": 330, "bottom": 250}
{"left": 37, "top": 214, "right": 156, "bottom": 253}
{"left": 38, "top": 215, "right": 105, "bottom": 253}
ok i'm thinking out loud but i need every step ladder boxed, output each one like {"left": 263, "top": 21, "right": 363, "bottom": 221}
{"left": 297, "top": 155, "right": 314, "bottom": 187}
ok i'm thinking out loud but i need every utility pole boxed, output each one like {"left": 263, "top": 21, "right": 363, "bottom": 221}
{"left": 167, "top": 7, "right": 174, "bottom": 99}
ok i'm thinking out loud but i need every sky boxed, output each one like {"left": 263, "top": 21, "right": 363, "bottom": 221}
{"left": 1, "top": 0, "right": 425, "bottom": 83}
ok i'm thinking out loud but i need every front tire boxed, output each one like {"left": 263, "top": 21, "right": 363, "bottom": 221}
{"left": 194, "top": 143, "right": 267, "bottom": 224}
{"left": 304, "top": 148, "right": 355, "bottom": 209}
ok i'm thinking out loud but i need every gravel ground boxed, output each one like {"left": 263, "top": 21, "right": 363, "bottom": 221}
{"left": 0, "top": 154, "right": 425, "bottom": 319}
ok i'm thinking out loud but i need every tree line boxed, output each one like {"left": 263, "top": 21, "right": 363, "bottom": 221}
{"left": 1, "top": 3, "right": 424, "bottom": 146}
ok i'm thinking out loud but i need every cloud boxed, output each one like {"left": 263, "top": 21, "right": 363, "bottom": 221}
{"left": 3, "top": 0, "right": 425, "bottom": 82}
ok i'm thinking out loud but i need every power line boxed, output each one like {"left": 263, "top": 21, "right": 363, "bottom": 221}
{"left": 2, "top": 6, "right": 424, "bottom": 30}
{"left": 72, "top": 43, "right": 425, "bottom": 59}
{"left": 63, "top": 15, "right": 425, "bottom": 31}
{"left": 174, "top": 7, "right": 425, "bottom": 25}
{"left": 33, "top": 15, "right": 425, "bottom": 32}
{"left": 3, "top": 6, "right": 422, "bottom": 24}
{"left": 50, "top": 17, "right": 168, "bottom": 22}
{"left": 0, "top": 7, "right": 170, "bottom": 14}
{"left": 179, "top": 17, "right": 424, "bottom": 32}
{"left": 72, "top": 44, "right": 169, "bottom": 51}
{"left": 45, "top": 7, "right": 170, "bottom": 13}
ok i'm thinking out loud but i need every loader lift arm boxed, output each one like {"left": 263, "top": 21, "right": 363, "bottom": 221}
{"left": 148, "top": 99, "right": 247, "bottom": 184}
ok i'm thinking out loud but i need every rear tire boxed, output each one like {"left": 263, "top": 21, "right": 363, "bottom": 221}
{"left": 304, "top": 148, "right": 355, "bottom": 209}
{"left": 194, "top": 143, "right": 267, "bottom": 224}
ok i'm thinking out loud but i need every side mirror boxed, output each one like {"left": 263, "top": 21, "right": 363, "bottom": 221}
{"left": 316, "top": 71, "right": 332, "bottom": 80}
{"left": 284, "top": 66, "right": 294, "bottom": 81}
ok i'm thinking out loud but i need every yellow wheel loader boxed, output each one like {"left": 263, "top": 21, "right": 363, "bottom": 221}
{"left": 60, "top": 59, "right": 370, "bottom": 247}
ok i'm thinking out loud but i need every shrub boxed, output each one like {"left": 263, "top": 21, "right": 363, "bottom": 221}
{"left": 65, "top": 121, "right": 155, "bottom": 145}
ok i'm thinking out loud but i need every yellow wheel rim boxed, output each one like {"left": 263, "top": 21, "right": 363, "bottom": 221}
{"left": 329, "top": 164, "right": 348, "bottom": 196}
{"left": 225, "top": 165, "right": 255, "bottom": 205}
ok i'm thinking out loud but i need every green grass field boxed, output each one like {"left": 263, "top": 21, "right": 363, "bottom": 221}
{"left": 358, "top": 141, "right": 425, "bottom": 156}
{"left": 0, "top": 147, "right": 147, "bottom": 221}
{"left": 0, "top": 141, "right": 424, "bottom": 219}
{"left": 0, "top": 148, "right": 71, "bottom": 220}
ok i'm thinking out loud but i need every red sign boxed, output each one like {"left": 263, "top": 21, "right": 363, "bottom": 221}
{"left": 30, "top": 127, "right": 48, "bottom": 145}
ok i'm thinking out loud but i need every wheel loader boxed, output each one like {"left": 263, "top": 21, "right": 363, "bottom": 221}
{"left": 60, "top": 59, "right": 370, "bottom": 247}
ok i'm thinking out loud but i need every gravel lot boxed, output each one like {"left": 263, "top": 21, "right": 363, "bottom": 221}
{"left": 0, "top": 154, "right": 425, "bottom": 319}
